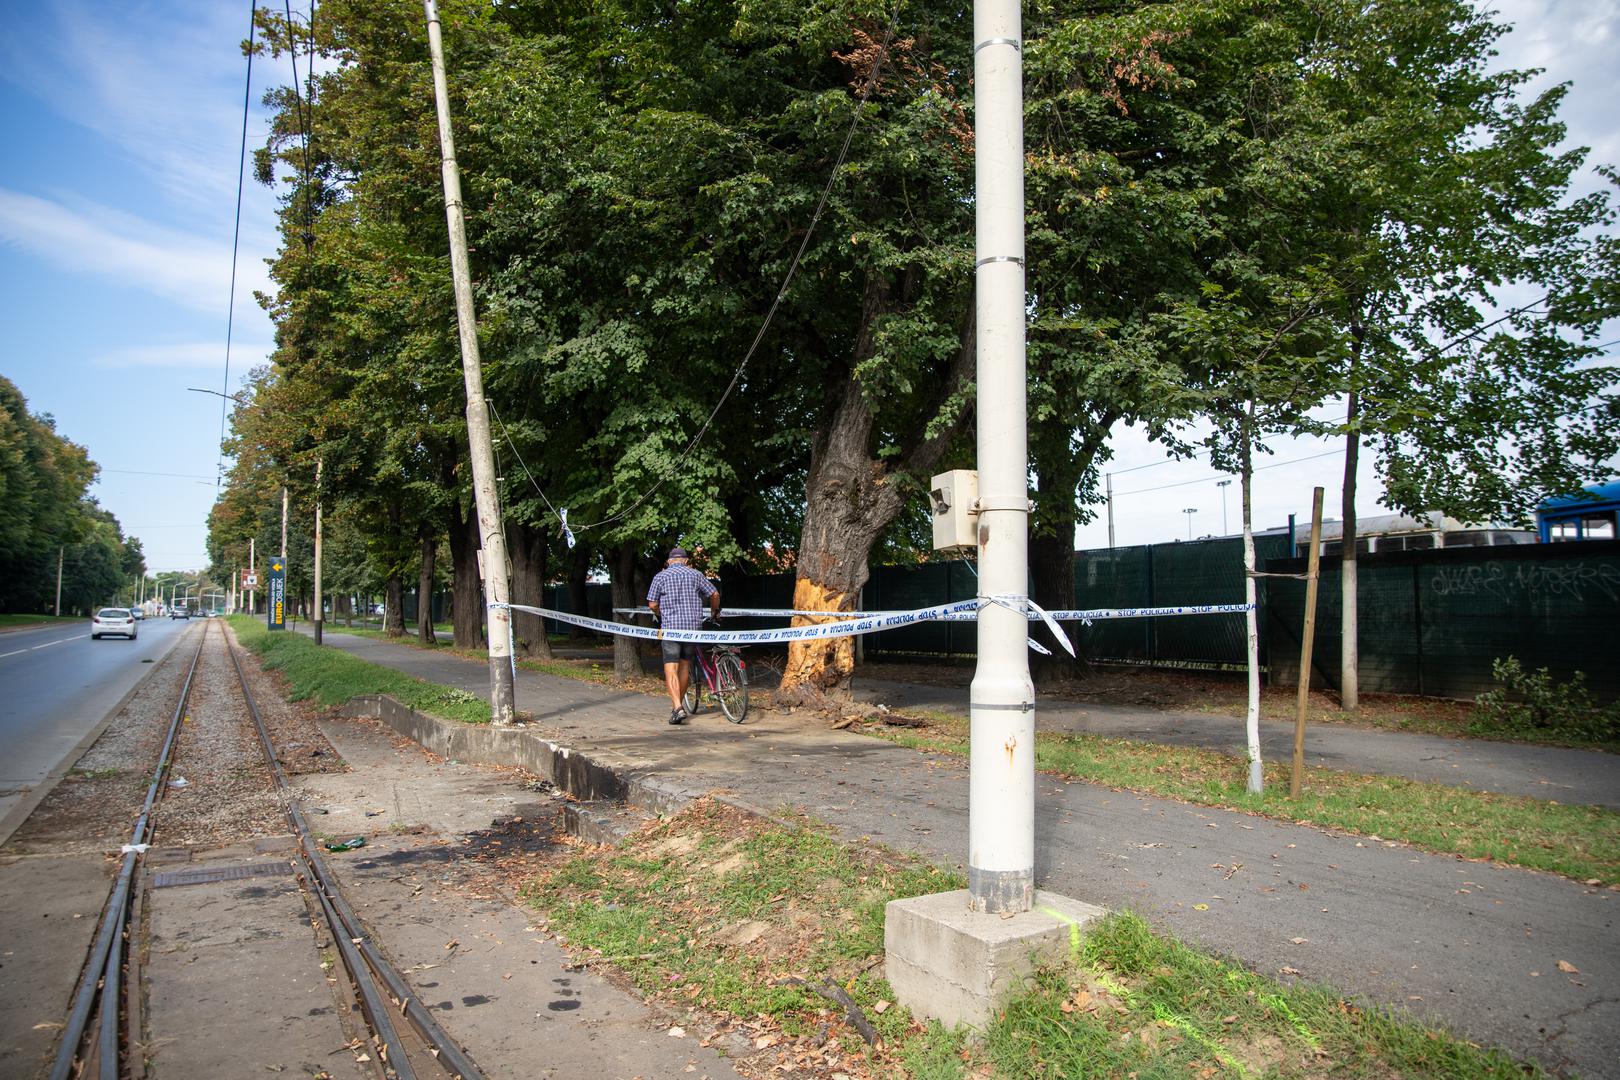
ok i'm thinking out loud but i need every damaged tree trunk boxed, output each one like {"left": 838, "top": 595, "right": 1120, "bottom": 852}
{"left": 508, "top": 522, "right": 552, "bottom": 660}
{"left": 780, "top": 282, "right": 974, "bottom": 702}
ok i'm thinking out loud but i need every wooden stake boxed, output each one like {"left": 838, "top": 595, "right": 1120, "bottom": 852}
{"left": 1291, "top": 487, "right": 1324, "bottom": 799}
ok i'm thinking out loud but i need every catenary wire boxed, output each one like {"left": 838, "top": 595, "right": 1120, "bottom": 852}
{"left": 515, "top": 13, "right": 900, "bottom": 536}
{"left": 1113, "top": 448, "right": 1345, "bottom": 497}
{"left": 218, "top": 1, "right": 257, "bottom": 489}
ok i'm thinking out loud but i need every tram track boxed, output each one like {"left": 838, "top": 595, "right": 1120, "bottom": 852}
{"left": 45, "top": 619, "right": 486, "bottom": 1080}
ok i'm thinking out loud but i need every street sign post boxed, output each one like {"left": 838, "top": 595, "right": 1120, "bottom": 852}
{"left": 242, "top": 569, "right": 259, "bottom": 590}
{"left": 267, "top": 558, "right": 286, "bottom": 631}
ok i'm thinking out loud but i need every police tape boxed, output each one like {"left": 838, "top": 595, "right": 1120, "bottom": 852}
{"left": 611, "top": 603, "right": 1255, "bottom": 624}
{"left": 508, "top": 599, "right": 1255, "bottom": 648}
{"left": 497, "top": 599, "right": 982, "bottom": 645}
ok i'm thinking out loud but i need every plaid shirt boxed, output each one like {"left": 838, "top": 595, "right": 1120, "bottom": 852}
{"left": 646, "top": 564, "right": 717, "bottom": 630}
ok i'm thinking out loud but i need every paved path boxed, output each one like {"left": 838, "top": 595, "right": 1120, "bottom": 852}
{"left": 304, "top": 631, "right": 1619, "bottom": 1078}
{"left": 855, "top": 678, "right": 1620, "bottom": 808}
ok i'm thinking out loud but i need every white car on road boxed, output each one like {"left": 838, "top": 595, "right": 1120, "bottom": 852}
{"left": 91, "top": 608, "right": 138, "bottom": 640}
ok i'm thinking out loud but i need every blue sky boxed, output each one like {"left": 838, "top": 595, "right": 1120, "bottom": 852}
{"left": 0, "top": 2, "right": 1615, "bottom": 576}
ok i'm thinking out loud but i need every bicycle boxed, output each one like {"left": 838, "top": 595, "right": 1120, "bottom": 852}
{"left": 683, "top": 635, "right": 749, "bottom": 723}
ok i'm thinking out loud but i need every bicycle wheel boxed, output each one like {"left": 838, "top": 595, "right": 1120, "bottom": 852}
{"left": 683, "top": 681, "right": 701, "bottom": 714}
{"left": 714, "top": 651, "right": 749, "bottom": 724}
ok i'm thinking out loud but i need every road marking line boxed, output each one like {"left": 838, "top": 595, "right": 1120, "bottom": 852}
{"left": 29, "top": 637, "right": 80, "bottom": 651}
{"left": 0, "top": 649, "right": 27, "bottom": 659}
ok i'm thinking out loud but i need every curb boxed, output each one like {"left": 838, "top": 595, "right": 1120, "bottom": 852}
{"left": 336, "top": 695, "right": 708, "bottom": 825}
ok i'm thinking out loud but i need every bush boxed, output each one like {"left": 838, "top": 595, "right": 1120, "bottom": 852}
{"left": 1470, "top": 657, "right": 1620, "bottom": 745}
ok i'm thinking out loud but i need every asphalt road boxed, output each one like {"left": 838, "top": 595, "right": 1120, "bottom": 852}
{"left": 0, "top": 616, "right": 192, "bottom": 836}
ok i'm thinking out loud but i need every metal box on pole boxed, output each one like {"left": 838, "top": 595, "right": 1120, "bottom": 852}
{"left": 929, "top": 470, "right": 980, "bottom": 551}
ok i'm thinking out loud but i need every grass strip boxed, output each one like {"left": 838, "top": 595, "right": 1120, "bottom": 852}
{"left": 521, "top": 799, "right": 1544, "bottom": 1079}
{"left": 871, "top": 713, "right": 1620, "bottom": 884}
{"left": 228, "top": 615, "right": 490, "bottom": 724}
{"left": 0, "top": 613, "right": 84, "bottom": 629}
{"left": 336, "top": 626, "right": 665, "bottom": 696}
{"left": 332, "top": 626, "right": 623, "bottom": 684}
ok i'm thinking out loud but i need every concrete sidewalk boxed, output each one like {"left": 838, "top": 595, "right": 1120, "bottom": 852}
{"left": 305, "top": 630, "right": 1618, "bottom": 1078}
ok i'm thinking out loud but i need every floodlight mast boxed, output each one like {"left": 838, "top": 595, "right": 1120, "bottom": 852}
{"left": 968, "top": 0, "right": 1034, "bottom": 914}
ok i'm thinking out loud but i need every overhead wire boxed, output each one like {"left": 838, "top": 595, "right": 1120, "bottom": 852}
{"left": 509, "top": 12, "right": 901, "bottom": 538}
{"left": 1113, "top": 448, "right": 1345, "bottom": 497}
{"left": 218, "top": 1, "right": 258, "bottom": 489}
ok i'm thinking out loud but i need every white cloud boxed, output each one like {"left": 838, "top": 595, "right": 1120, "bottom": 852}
{"left": 0, "top": 0, "right": 279, "bottom": 220}
{"left": 0, "top": 187, "right": 274, "bottom": 313}
{"left": 92, "top": 340, "right": 274, "bottom": 370}
{"left": 1488, "top": 0, "right": 1620, "bottom": 189}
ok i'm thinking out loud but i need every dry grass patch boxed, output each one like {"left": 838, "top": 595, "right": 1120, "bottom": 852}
{"left": 518, "top": 800, "right": 1547, "bottom": 1079}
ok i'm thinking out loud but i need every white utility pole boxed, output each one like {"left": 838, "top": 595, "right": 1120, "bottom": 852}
{"left": 248, "top": 538, "right": 256, "bottom": 615}
{"left": 314, "top": 459, "right": 324, "bottom": 645}
{"left": 422, "top": 0, "right": 517, "bottom": 725}
{"left": 54, "top": 547, "right": 64, "bottom": 616}
{"left": 968, "top": 0, "right": 1033, "bottom": 914}
{"left": 1105, "top": 472, "right": 1115, "bottom": 550}
{"left": 281, "top": 486, "right": 289, "bottom": 565}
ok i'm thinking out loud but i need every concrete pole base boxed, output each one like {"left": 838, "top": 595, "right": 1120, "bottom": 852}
{"left": 884, "top": 889, "right": 1105, "bottom": 1030}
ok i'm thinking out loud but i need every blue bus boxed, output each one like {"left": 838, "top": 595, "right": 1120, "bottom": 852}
{"left": 1537, "top": 480, "right": 1620, "bottom": 542}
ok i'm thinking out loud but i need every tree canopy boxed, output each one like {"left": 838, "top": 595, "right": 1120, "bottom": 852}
{"left": 212, "top": 0, "right": 1618, "bottom": 687}
{"left": 0, "top": 376, "right": 144, "bottom": 614}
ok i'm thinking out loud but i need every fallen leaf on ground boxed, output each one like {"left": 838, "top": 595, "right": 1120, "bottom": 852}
{"left": 1556, "top": 960, "right": 1580, "bottom": 974}
{"left": 668, "top": 1026, "right": 686, "bottom": 1038}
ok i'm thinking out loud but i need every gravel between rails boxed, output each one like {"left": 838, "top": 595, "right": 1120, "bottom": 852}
{"left": 4, "top": 623, "right": 353, "bottom": 859}
{"left": 153, "top": 624, "right": 286, "bottom": 847}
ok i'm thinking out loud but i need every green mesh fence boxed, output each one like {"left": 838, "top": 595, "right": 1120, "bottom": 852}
{"left": 1066, "top": 536, "right": 1289, "bottom": 668}
{"left": 1265, "top": 541, "right": 1620, "bottom": 700}
{"left": 864, "top": 561, "right": 980, "bottom": 655}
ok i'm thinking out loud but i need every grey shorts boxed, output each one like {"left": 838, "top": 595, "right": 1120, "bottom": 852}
{"left": 660, "top": 640, "right": 697, "bottom": 664}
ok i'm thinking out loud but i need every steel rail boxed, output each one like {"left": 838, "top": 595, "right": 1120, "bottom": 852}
{"left": 49, "top": 620, "right": 211, "bottom": 1080}
{"left": 224, "top": 631, "right": 485, "bottom": 1080}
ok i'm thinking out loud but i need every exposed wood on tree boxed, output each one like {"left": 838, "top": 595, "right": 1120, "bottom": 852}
{"left": 781, "top": 282, "right": 974, "bottom": 700}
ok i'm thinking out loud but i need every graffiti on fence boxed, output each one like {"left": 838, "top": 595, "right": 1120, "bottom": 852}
{"left": 1428, "top": 560, "right": 1620, "bottom": 603}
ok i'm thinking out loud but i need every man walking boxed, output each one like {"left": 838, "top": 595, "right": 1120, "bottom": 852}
{"left": 646, "top": 547, "right": 720, "bottom": 725}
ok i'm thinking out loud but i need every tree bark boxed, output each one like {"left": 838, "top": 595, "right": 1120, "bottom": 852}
{"left": 780, "top": 279, "right": 974, "bottom": 700}
{"left": 1241, "top": 403, "right": 1263, "bottom": 794}
{"left": 417, "top": 524, "right": 437, "bottom": 645}
{"left": 1340, "top": 327, "right": 1363, "bottom": 711}
{"left": 384, "top": 500, "right": 405, "bottom": 637}
{"left": 567, "top": 543, "right": 592, "bottom": 640}
{"left": 610, "top": 541, "right": 641, "bottom": 681}
{"left": 449, "top": 498, "right": 484, "bottom": 649}
{"left": 1028, "top": 425, "right": 1112, "bottom": 685}
{"left": 508, "top": 522, "right": 552, "bottom": 660}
